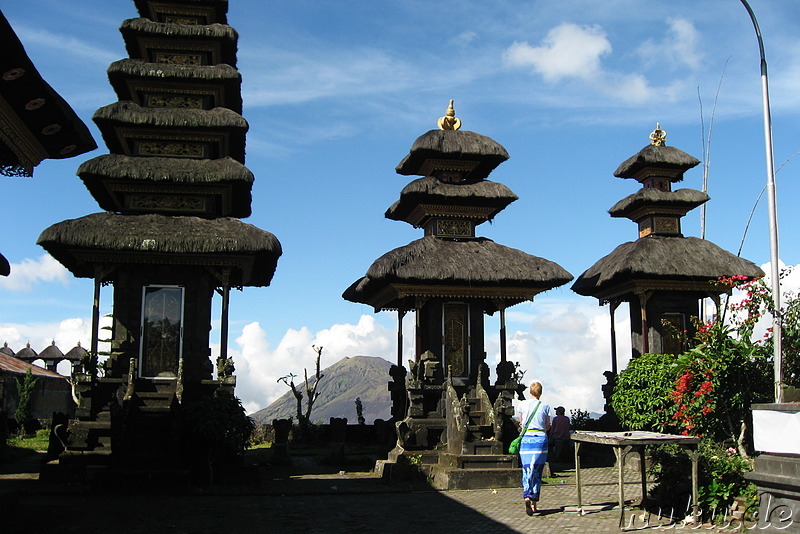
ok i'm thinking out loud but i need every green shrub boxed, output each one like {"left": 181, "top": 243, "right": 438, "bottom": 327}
{"left": 612, "top": 353, "right": 681, "bottom": 432}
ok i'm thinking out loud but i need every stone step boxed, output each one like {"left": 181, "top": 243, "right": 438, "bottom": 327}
{"left": 429, "top": 466, "right": 521, "bottom": 490}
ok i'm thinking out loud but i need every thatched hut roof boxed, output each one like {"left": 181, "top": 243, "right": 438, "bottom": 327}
{"left": 385, "top": 176, "right": 518, "bottom": 224}
{"left": 396, "top": 130, "right": 509, "bottom": 181}
{"left": 0, "top": 12, "right": 96, "bottom": 176}
{"left": 0, "top": 343, "right": 14, "bottom": 357}
{"left": 133, "top": 0, "right": 229, "bottom": 24}
{"left": 121, "top": 18, "right": 238, "bottom": 67}
{"left": 38, "top": 212, "right": 281, "bottom": 286}
{"left": 39, "top": 341, "right": 64, "bottom": 361}
{"left": 572, "top": 235, "right": 764, "bottom": 298}
{"left": 344, "top": 236, "right": 572, "bottom": 310}
{"left": 77, "top": 154, "right": 254, "bottom": 216}
{"left": 14, "top": 343, "right": 38, "bottom": 362}
{"left": 614, "top": 144, "right": 700, "bottom": 181}
{"left": 92, "top": 101, "right": 247, "bottom": 162}
{"left": 609, "top": 188, "right": 709, "bottom": 219}
{"left": 64, "top": 343, "right": 89, "bottom": 362}
{"left": 107, "top": 59, "right": 242, "bottom": 112}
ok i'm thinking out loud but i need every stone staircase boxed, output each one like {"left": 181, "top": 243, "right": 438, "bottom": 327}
{"left": 377, "top": 380, "right": 521, "bottom": 490}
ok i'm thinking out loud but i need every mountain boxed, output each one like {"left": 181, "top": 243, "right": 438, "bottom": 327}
{"left": 250, "top": 355, "right": 393, "bottom": 425}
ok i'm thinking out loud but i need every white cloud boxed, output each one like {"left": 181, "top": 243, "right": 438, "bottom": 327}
{"left": 14, "top": 25, "right": 120, "bottom": 65}
{"left": 502, "top": 22, "right": 684, "bottom": 105}
{"left": 489, "top": 299, "right": 632, "bottom": 415}
{"left": 241, "top": 47, "right": 417, "bottom": 107}
{"left": 637, "top": 17, "right": 703, "bottom": 71}
{"left": 0, "top": 254, "right": 71, "bottom": 292}
{"left": 503, "top": 24, "right": 612, "bottom": 83}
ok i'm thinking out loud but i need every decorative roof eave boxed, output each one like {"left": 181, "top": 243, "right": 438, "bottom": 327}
{"left": 93, "top": 101, "right": 247, "bottom": 162}
{"left": 586, "top": 279, "right": 737, "bottom": 303}
{"left": 614, "top": 144, "right": 701, "bottom": 181}
{"left": 385, "top": 176, "right": 518, "bottom": 224}
{"left": 120, "top": 18, "right": 238, "bottom": 67}
{"left": 389, "top": 204, "right": 501, "bottom": 227}
{"left": 37, "top": 212, "right": 281, "bottom": 286}
{"left": 133, "top": 0, "right": 229, "bottom": 25}
{"left": 93, "top": 101, "right": 246, "bottom": 129}
{"left": 78, "top": 154, "right": 253, "bottom": 184}
{"left": 347, "top": 281, "right": 546, "bottom": 313}
{"left": 571, "top": 236, "right": 764, "bottom": 298}
{"left": 363, "top": 236, "right": 572, "bottom": 286}
{"left": 0, "top": 12, "right": 97, "bottom": 176}
{"left": 107, "top": 59, "right": 242, "bottom": 112}
{"left": 396, "top": 130, "right": 509, "bottom": 181}
{"left": 609, "top": 188, "right": 709, "bottom": 219}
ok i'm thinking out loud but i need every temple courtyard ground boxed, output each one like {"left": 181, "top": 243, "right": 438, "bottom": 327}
{"left": 1, "top": 447, "right": 720, "bottom": 533}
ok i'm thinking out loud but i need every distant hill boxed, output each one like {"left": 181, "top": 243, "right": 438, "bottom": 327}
{"left": 250, "top": 355, "right": 393, "bottom": 424}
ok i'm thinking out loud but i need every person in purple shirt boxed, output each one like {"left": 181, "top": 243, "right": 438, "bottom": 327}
{"left": 548, "top": 406, "right": 571, "bottom": 463}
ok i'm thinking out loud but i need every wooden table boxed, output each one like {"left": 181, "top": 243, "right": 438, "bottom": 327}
{"left": 571, "top": 431, "right": 700, "bottom": 527}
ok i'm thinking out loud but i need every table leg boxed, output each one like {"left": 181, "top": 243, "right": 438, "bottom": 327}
{"left": 639, "top": 446, "right": 647, "bottom": 510}
{"left": 616, "top": 446, "right": 625, "bottom": 524}
{"left": 575, "top": 441, "right": 582, "bottom": 509}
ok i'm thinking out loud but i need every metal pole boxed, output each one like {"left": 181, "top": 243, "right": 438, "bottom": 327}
{"left": 739, "top": 0, "right": 783, "bottom": 402}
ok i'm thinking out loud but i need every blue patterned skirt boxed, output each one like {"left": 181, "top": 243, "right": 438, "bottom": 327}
{"left": 519, "top": 432, "right": 548, "bottom": 500}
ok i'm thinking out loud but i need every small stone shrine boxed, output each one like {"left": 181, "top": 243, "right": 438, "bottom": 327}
{"left": 36, "top": 0, "right": 281, "bottom": 476}
{"left": 344, "top": 102, "right": 572, "bottom": 488}
{"left": 572, "top": 125, "right": 763, "bottom": 418}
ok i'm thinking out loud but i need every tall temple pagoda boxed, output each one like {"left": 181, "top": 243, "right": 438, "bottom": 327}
{"left": 36, "top": 0, "right": 281, "bottom": 473}
{"left": 344, "top": 102, "right": 572, "bottom": 489}
{"left": 573, "top": 125, "right": 763, "bottom": 368}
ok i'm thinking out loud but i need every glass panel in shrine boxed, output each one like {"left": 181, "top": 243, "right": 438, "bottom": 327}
{"left": 443, "top": 302, "right": 469, "bottom": 378}
{"left": 140, "top": 285, "right": 184, "bottom": 378}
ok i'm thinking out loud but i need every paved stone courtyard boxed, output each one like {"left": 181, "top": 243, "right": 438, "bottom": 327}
{"left": 2, "top": 451, "right": 710, "bottom": 534}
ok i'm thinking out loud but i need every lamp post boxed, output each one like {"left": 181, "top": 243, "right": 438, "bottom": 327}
{"left": 739, "top": 0, "right": 783, "bottom": 403}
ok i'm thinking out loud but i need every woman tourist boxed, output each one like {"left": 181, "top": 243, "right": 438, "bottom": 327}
{"left": 516, "top": 381, "right": 551, "bottom": 515}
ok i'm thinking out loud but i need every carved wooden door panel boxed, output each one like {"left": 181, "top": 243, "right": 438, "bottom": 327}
{"left": 140, "top": 285, "right": 184, "bottom": 378}
{"left": 443, "top": 302, "right": 469, "bottom": 377}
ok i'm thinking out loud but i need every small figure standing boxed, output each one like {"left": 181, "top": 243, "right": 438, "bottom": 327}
{"left": 548, "top": 406, "right": 571, "bottom": 463}
{"left": 516, "top": 381, "right": 551, "bottom": 515}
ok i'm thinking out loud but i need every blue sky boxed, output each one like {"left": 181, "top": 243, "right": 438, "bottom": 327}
{"left": 2, "top": 0, "right": 799, "bottom": 415}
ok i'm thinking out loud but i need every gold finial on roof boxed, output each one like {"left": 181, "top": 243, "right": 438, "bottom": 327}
{"left": 438, "top": 99, "right": 462, "bottom": 130}
{"left": 649, "top": 123, "right": 667, "bottom": 146}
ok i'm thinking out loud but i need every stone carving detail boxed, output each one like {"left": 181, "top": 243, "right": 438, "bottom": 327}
{"left": 146, "top": 94, "right": 204, "bottom": 109}
{"left": 127, "top": 194, "right": 206, "bottom": 212}
{"left": 436, "top": 219, "right": 471, "bottom": 237}
{"left": 156, "top": 53, "right": 203, "bottom": 66}
{"left": 137, "top": 141, "right": 205, "bottom": 158}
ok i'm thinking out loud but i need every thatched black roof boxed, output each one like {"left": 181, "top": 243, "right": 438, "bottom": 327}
{"left": 344, "top": 236, "right": 572, "bottom": 309}
{"left": 396, "top": 130, "right": 509, "bottom": 181}
{"left": 121, "top": 18, "right": 238, "bottom": 67}
{"left": 0, "top": 252, "right": 9, "bottom": 277}
{"left": 614, "top": 144, "right": 700, "bottom": 181}
{"left": 572, "top": 235, "right": 764, "bottom": 298}
{"left": 385, "top": 176, "right": 518, "bottom": 224}
{"left": 93, "top": 101, "right": 247, "bottom": 162}
{"left": 107, "top": 59, "right": 242, "bottom": 112}
{"left": 0, "top": 11, "right": 96, "bottom": 176}
{"left": 38, "top": 212, "right": 281, "bottom": 286}
{"left": 134, "top": 0, "right": 229, "bottom": 25}
{"left": 38, "top": 341, "right": 64, "bottom": 361}
{"left": 64, "top": 343, "right": 89, "bottom": 362}
{"left": 77, "top": 154, "right": 254, "bottom": 217}
{"left": 609, "top": 188, "right": 709, "bottom": 219}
